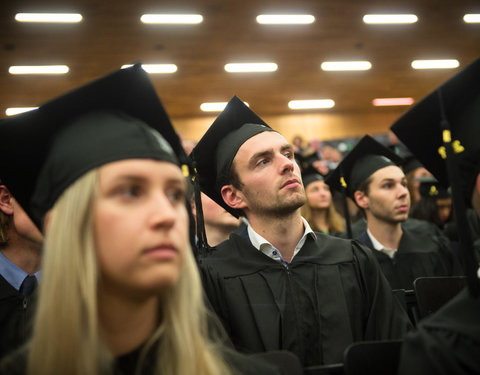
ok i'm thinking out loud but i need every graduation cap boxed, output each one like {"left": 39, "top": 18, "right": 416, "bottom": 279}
{"left": 326, "top": 135, "right": 404, "bottom": 200}
{"left": 302, "top": 172, "right": 325, "bottom": 189}
{"left": 416, "top": 176, "right": 450, "bottom": 200}
{"left": 0, "top": 64, "right": 189, "bottom": 230}
{"left": 390, "top": 56, "right": 480, "bottom": 297}
{"left": 325, "top": 135, "right": 403, "bottom": 238}
{"left": 189, "top": 96, "right": 275, "bottom": 219}
{"left": 402, "top": 154, "right": 426, "bottom": 175}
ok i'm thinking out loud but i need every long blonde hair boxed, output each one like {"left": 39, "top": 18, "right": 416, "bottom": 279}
{"left": 28, "top": 168, "right": 233, "bottom": 375}
{"left": 301, "top": 201, "right": 345, "bottom": 234}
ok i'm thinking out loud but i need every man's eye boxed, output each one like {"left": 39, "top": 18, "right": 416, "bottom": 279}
{"left": 257, "top": 159, "right": 269, "bottom": 166}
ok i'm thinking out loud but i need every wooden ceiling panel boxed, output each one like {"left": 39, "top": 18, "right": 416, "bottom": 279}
{"left": 1, "top": 0, "right": 479, "bottom": 121}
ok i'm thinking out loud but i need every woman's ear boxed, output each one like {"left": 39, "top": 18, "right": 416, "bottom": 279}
{"left": 221, "top": 185, "right": 247, "bottom": 211}
{"left": 0, "top": 186, "right": 14, "bottom": 215}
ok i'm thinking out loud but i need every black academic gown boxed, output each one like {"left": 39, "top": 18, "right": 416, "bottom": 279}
{"left": 199, "top": 230, "right": 410, "bottom": 366}
{"left": 0, "top": 275, "right": 36, "bottom": 360}
{"left": 397, "top": 287, "right": 480, "bottom": 375}
{"left": 0, "top": 341, "right": 281, "bottom": 375}
{"left": 356, "top": 224, "right": 460, "bottom": 290}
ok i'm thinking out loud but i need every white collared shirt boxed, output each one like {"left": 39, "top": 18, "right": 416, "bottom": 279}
{"left": 366, "top": 228, "right": 397, "bottom": 259}
{"left": 247, "top": 217, "right": 317, "bottom": 265}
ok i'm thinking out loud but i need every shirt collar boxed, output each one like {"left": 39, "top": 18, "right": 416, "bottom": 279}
{"left": 0, "top": 251, "right": 41, "bottom": 291}
{"left": 247, "top": 217, "right": 316, "bottom": 262}
{"left": 366, "top": 228, "right": 397, "bottom": 259}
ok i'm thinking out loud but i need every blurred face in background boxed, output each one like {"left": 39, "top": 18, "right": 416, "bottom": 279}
{"left": 305, "top": 180, "right": 331, "bottom": 210}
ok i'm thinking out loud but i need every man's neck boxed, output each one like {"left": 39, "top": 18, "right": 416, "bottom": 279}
{"left": 247, "top": 210, "right": 304, "bottom": 262}
{"left": 1, "top": 243, "right": 42, "bottom": 275}
{"left": 205, "top": 225, "right": 236, "bottom": 247}
{"left": 367, "top": 216, "right": 403, "bottom": 249}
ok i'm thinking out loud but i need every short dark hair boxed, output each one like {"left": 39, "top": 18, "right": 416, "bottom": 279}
{"left": 227, "top": 160, "right": 244, "bottom": 190}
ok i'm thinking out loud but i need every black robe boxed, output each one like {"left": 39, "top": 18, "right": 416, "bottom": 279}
{"left": 0, "top": 341, "right": 282, "bottom": 375}
{"left": 356, "top": 225, "right": 461, "bottom": 290}
{"left": 0, "top": 275, "right": 36, "bottom": 360}
{"left": 199, "top": 230, "right": 410, "bottom": 366}
{"left": 398, "top": 287, "right": 480, "bottom": 375}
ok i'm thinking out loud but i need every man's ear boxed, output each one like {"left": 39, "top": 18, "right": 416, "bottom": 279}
{"left": 221, "top": 185, "right": 247, "bottom": 211}
{"left": 0, "top": 186, "right": 13, "bottom": 215}
{"left": 354, "top": 190, "right": 369, "bottom": 210}
{"left": 476, "top": 173, "right": 480, "bottom": 193}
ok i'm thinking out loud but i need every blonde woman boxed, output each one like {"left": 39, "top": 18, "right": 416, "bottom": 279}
{"left": 301, "top": 173, "right": 345, "bottom": 235}
{"left": 0, "top": 67, "right": 278, "bottom": 375}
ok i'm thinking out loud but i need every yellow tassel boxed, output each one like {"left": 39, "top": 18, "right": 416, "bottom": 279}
{"left": 340, "top": 177, "right": 347, "bottom": 188}
{"left": 442, "top": 129, "right": 451, "bottom": 143}
{"left": 452, "top": 140, "right": 464, "bottom": 154}
{"left": 438, "top": 146, "right": 446, "bottom": 159}
{"left": 182, "top": 164, "right": 190, "bottom": 177}
{"left": 429, "top": 186, "right": 439, "bottom": 196}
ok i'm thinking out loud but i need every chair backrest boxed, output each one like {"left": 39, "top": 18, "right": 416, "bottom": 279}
{"left": 303, "top": 363, "right": 344, "bottom": 375}
{"left": 392, "top": 288, "right": 419, "bottom": 326}
{"left": 414, "top": 276, "right": 467, "bottom": 319}
{"left": 251, "top": 350, "right": 303, "bottom": 375}
{"left": 343, "top": 340, "right": 403, "bottom": 375}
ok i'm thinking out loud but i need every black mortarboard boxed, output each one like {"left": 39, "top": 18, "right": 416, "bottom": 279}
{"left": 189, "top": 96, "right": 275, "bottom": 218}
{"left": 390, "top": 57, "right": 480, "bottom": 296}
{"left": 325, "top": 135, "right": 404, "bottom": 200}
{"left": 402, "top": 154, "right": 426, "bottom": 175}
{"left": 0, "top": 65, "right": 189, "bottom": 230}
{"left": 302, "top": 172, "right": 325, "bottom": 189}
{"left": 416, "top": 176, "right": 450, "bottom": 200}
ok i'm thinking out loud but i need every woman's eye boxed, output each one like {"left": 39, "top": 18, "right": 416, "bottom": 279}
{"left": 116, "top": 185, "right": 142, "bottom": 198}
{"left": 167, "top": 189, "right": 186, "bottom": 204}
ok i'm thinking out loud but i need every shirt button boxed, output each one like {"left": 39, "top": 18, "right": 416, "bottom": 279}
{"left": 272, "top": 250, "right": 278, "bottom": 255}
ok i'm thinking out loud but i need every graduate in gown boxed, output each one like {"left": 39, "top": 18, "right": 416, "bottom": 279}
{"left": 326, "top": 135, "right": 459, "bottom": 291}
{"left": 391, "top": 56, "right": 480, "bottom": 374}
{"left": 190, "top": 97, "right": 410, "bottom": 367}
{"left": 0, "top": 67, "right": 279, "bottom": 375}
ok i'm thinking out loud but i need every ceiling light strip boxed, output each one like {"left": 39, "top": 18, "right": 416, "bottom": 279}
{"left": 200, "top": 102, "right": 249, "bottom": 112}
{"left": 9, "top": 65, "right": 69, "bottom": 74}
{"left": 321, "top": 61, "right": 372, "bottom": 71}
{"left": 5, "top": 107, "right": 38, "bottom": 116}
{"left": 15, "top": 13, "right": 82, "bottom": 23}
{"left": 411, "top": 59, "right": 459, "bottom": 69}
{"left": 224, "top": 63, "right": 278, "bottom": 73}
{"left": 288, "top": 99, "right": 335, "bottom": 109}
{"left": 363, "top": 14, "right": 418, "bottom": 24}
{"left": 140, "top": 14, "right": 203, "bottom": 24}
{"left": 121, "top": 64, "right": 177, "bottom": 73}
{"left": 372, "top": 98, "right": 414, "bottom": 106}
{"left": 464, "top": 14, "right": 480, "bottom": 23}
{"left": 256, "top": 14, "right": 315, "bottom": 24}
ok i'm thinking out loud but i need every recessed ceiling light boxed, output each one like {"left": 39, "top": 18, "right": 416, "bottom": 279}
{"left": 256, "top": 14, "right": 315, "bottom": 24}
{"left": 411, "top": 59, "right": 459, "bottom": 69}
{"left": 464, "top": 14, "right": 480, "bottom": 23}
{"left": 224, "top": 63, "right": 278, "bottom": 73}
{"left": 200, "top": 102, "right": 249, "bottom": 112}
{"left": 8, "top": 65, "right": 69, "bottom": 74}
{"left": 288, "top": 99, "right": 335, "bottom": 109}
{"left": 140, "top": 14, "right": 203, "bottom": 24}
{"left": 363, "top": 14, "right": 418, "bottom": 24}
{"left": 121, "top": 64, "right": 177, "bottom": 73}
{"left": 321, "top": 61, "right": 372, "bottom": 71}
{"left": 372, "top": 98, "right": 414, "bottom": 106}
{"left": 15, "top": 13, "right": 83, "bottom": 23}
{"left": 5, "top": 107, "right": 38, "bottom": 116}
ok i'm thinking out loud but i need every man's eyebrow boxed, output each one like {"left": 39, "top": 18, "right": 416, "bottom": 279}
{"left": 248, "top": 149, "right": 273, "bottom": 168}
{"left": 281, "top": 144, "right": 293, "bottom": 152}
